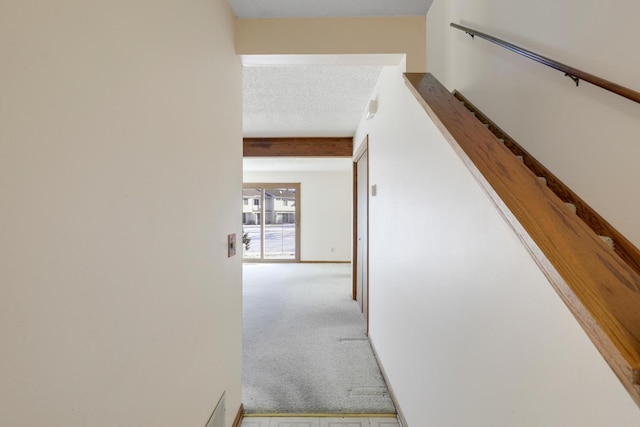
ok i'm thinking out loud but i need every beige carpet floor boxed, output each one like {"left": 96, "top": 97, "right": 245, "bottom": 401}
{"left": 242, "top": 263, "right": 396, "bottom": 415}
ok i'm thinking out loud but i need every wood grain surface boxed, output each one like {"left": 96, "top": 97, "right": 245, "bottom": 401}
{"left": 453, "top": 90, "right": 640, "bottom": 279}
{"left": 243, "top": 137, "right": 353, "bottom": 157}
{"left": 405, "top": 72, "right": 640, "bottom": 407}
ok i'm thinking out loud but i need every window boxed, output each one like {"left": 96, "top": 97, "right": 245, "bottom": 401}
{"left": 242, "top": 183, "right": 300, "bottom": 262}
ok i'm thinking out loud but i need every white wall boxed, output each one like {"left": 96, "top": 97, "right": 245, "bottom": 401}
{"left": 243, "top": 170, "right": 352, "bottom": 262}
{"left": 427, "top": 0, "right": 640, "bottom": 248}
{"left": 354, "top": 62, "right": 640, "bottom": 426}
{"left": 0, "top": 1, "right": 242, "bottom": 426}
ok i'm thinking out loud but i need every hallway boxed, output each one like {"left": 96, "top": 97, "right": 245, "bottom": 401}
{"left": 242, "top": 263, "right": 396, "bottom": 418}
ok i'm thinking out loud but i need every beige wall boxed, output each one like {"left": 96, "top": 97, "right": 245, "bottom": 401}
{"left": 427, "top": 0, "right": 640, "bottom": 248}
{"left": 354, "top": 61, "right": 640, "bottom": 427}
{"left": 236, "top": 17, "right": 426, "bottom": 73}
{"left": 0, "top": 1, "right": 242, "bottom": 426}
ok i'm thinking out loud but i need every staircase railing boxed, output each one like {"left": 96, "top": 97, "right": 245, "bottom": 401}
{"left": 404, "top": 73, "right": 640, "bottom": 408}
{"left": 452, "top": 90, "right": 640, "bottom": 278}
{"left": 450, "top": 23, "right": 640, "bottom": 105}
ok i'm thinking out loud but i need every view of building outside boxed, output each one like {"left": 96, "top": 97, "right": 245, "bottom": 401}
{"left": 242, "top": 186, "right": 297, "bottom": 260}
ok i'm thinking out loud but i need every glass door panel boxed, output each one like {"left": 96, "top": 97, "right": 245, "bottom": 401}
{"left": 242, "top": 187, "right": 262, "bottom": 260}
{"left": 264, "top": 187, "right": 296, "bottom": 260}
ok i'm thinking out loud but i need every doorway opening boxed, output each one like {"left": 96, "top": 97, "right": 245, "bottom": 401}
{"left": 242, "top": 183, "right": 300, "bottom": 262}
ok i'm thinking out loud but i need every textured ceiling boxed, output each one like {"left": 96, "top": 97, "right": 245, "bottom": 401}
{"left": 243, "top": 65, "right": 382, "bottom": 137}
{"left": 235, "top": 0, "right": 428, "bottom": 140}
{"left": 228, "top": 0, "right": 432, "bottom": 18}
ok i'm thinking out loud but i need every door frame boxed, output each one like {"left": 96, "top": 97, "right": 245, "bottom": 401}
{"left": 353, "top": 136, "right": 369, "bottom": 331}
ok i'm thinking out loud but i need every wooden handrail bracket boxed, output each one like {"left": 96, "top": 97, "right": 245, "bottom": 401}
{"left": 451, "top": 23, "right": 640, "bottom": 105}
{"left": 404, "top": 72, "right": 640, "bottom": 407}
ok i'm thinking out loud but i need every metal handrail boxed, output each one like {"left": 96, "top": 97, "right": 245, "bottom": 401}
{"left": 451, "top": 23, "right": 640, "bottom": 105}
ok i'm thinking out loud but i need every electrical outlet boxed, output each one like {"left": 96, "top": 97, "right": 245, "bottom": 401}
{"left": 228, "top": 234, "right": 236, "bottom": 257}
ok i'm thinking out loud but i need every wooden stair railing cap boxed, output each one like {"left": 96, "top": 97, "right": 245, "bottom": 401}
{"left": 404, "top": 72, "right": 640, "bottom": 408}
{"left": 452, "top": 89, "right": 640, "bottom": 280}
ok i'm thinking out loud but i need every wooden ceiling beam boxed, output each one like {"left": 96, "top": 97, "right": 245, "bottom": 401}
{"left": 243, "top": 137, "right": 353, "bottom": 157}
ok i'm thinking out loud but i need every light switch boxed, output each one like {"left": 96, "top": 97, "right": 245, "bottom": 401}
{"left": 228, "top": 234, "right": 236, "bottom": 257}
{"left": 371, "top": 184, "right": 377, "bottom": 197}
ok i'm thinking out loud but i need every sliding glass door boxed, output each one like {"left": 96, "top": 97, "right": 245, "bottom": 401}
{"left": 242, "top": 183, "right": 300, "bottom": 262}
{"left": 242, "top": 187, "right": 263, "bottom": 260}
